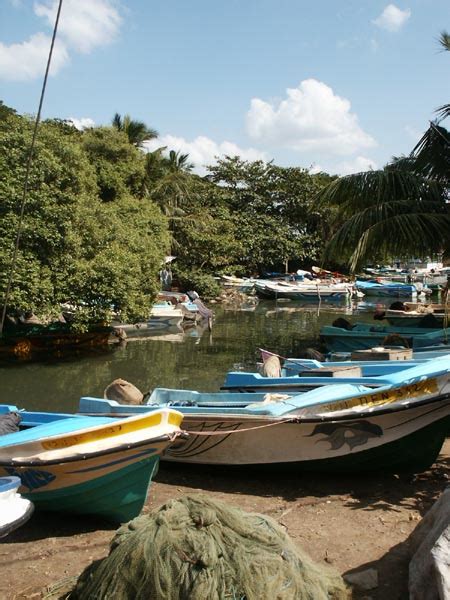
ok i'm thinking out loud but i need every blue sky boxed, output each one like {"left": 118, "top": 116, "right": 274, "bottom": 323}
{"left": 1, "top": 0, "right": 449, "bottom": 175}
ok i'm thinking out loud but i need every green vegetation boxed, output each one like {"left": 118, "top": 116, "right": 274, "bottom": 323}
{"left": 0, "top": 110, "right": 168, "bottom": 324}
{"left": 2, "top": 30, "right": 448, "bottom": 320}
{"left": 0, "top": 107, "right": 334, "bottom": 319}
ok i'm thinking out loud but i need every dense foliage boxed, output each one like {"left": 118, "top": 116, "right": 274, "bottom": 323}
{"left": 0, "top": 110, "right": 169, "bottom": 323}
{"left": 0, "top": 102, "right": 337, "bottom": 319}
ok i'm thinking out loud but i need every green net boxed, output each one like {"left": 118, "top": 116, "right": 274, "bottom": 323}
{"left": 69, "top": 494, "right": 349, "bottom": 600}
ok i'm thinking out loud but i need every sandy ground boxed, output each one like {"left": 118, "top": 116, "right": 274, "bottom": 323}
{"left": 1, "top": 440, "right": 449, "bottom": 600}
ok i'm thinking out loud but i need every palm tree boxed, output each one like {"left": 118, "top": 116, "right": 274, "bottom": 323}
{"left": 320, "top": 32, "right": 450, "bottom": 272}
{"left": 144, "top": 148, "right": 196, "bottom": 251}
{"left": 111, "top": 113, "right": 158, "bottom": 146}
{"left": 166, "top": 150, "right": 194, "bottom": 173}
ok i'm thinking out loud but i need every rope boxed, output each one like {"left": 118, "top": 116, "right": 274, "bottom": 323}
{"left": 0, "top": 0, "right": 64, "bottom": 336}
{"left": 183, "top": 417, "right": 298, "bottom": 437}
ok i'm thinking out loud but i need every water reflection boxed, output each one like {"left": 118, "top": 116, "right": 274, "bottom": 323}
{"left": 0, "top": 299, "right": 387, "bottom": 412}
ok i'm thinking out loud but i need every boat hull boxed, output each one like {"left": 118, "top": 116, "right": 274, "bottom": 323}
{"left": 0, "top": 327, "right": 119, "bottom": 362}
{"left": 163, "top": 397, "right": 450, "bottom": 471}
{"left": 320, "top": 324, "right": 450, "bottom": 353}
{"left": 79, "top": 391, "right": 450, "bottom": 473}
{"left": 0, "top": 443, "right": 163, "bottom": 523}
{"left": 0, "top": 410, "right": 184, "bottom": 522}
{"left": 255, "top": 284, "right": 350, "bottom": 301}
{"left": 0, "top": 476, "right": 34, "bottom": 537}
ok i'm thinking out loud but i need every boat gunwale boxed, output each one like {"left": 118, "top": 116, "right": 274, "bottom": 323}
{"left": 0, "top": 431, "right": 187, "bottom": 468}
{"left": 80, "top": 391, "right": 450, "bottom": 425}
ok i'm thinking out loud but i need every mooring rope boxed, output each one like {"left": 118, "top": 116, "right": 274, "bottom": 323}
{"left": 0, "top": 0, "right": 64, "bottom": 336}
{"left": 183, "top": 417, "right": 299, "bottom": 436}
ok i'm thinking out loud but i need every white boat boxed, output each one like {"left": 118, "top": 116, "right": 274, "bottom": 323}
{"left": 79, "top": 357, "right": 450, "bottom": 473}
{"left": 254, "top": 280, "right": 354, "bottom": 301}
{"left": 112, "top": 300, "right": 201, "bottom": 337}
{"left": 0, "top": 476, "right": 34, "bottom": 538}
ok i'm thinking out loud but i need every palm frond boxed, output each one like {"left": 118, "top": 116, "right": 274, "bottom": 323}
{"left": 435, "top": 103, "right": 450, "bottom": 123}
{"left": 412, "top": 122, "right": 450, "bottom": 183}
{"left": 318, "top": 168, "right": 444, "bottom": 217}
{"left": 438, "top": 30, "right": 450, "bottom": 52}
{"left": 325, "top": 210, "right": 450, "bottom": 271}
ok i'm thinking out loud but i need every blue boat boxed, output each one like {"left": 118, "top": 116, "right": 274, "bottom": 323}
{"left": 355, "top": 280, "right": 418, "bottom": 298}
{"left": 0, "top": 407, "right": 184, "bottom": 523}
{"left": 221, "top": 357, "right": 444, "bottom": 392}
{"left": 320, "top": 322, "right": 450, "bottom": 353}
{"left": 78, "top": 357, "right": 450, "bottom": 472}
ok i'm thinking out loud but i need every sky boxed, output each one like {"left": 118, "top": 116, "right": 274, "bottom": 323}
{"left": 0, "top": 0, "right": 449, "bottom": 176}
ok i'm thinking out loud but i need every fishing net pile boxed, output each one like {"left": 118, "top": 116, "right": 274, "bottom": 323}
{"left": 69, "top": 494, "right": 350, "bottom": 600}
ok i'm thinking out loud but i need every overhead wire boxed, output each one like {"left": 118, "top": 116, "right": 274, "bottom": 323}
{"left": 0, "top": 0, "right": 64, "bottom": 336}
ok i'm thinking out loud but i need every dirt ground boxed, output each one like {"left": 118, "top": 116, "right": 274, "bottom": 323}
{"left": 1, "top": 441, "right": 449, "bottom": 600}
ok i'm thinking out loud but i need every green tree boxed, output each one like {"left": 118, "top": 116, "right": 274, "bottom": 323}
{"left": 0, "top": 112, "right": 169, "bottom": 324}
{"left": 0, "top": 100, "right": 16, "bottom": 121}
{"left": 208, "top": 157, "right": 334, "bottom": 274}
{"left": 146, "top": 149, "right": 196, "bottom": 252}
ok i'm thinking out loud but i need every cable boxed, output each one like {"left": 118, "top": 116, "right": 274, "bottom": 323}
{"left": 0, "top": 0, "right": 64, "bottom": 336}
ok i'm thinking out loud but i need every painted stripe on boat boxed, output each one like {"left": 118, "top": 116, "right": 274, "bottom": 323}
{"left": 315, "top": 378, "right": 438, "bottom": 414}
{"left": 67, "top": 448, "right": 157, "bottom": 474}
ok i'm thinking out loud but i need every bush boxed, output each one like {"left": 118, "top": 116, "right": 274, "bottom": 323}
{"left": 174, "top": 268, "right": 221, "bottom": 299}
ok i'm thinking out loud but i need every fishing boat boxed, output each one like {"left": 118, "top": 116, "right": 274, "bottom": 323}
{"left": 221, "top": 346, "right": 450, "bottom": 392}
{"left": 254, "top": 280, "right": 353, "bottom": 301}
{"left": 355, "top": 280, "right": 420, "bottom": 298}
{"left": 0, "top": 407, "right": 184, "bottom": 523}
{"left": 320, "top": 322, "right": 450, "bottom": 353}
{"left": 380, "top": 302, "right": 448, "bottom": 328}
{"left": 221, "top": 359, "right": 440, "bottom": 392}
{"left": 79, "top": 357, "right": 450, "bottom": 473}
{"left": 220, "top": 275, "right": 257, "bottom": 294}
{"left": 0, "top": 476, "right": 34, "bottom": 538}
{"left": 112, "top": 300, "right": 200, "bottom": 337}
{"left": 0, "top": 319, "right": 122, "bottom": 363}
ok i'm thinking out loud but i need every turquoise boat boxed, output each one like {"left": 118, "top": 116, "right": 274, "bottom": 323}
{"left": 221, "top": 355, "right": 445, "bottom": 392}
{"left": 0, "top": 407, "right": 184, "bottom": 523}
{"left": 320, "top": 322, "right": 450, "bottom": 353}
{"left": 355, "top": 280, "right": 418, "bottom": 298}
{"left": 78, "top": 357, "right": 450, "bottom": 473}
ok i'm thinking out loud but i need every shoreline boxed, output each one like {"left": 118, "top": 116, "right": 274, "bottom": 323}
{"left": 1, "top": 440, "right": 449, "bottom": 599}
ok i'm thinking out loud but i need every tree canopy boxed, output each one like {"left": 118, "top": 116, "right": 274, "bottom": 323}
{"left": 0, "top": 110, "right": 169, "bottom": 324}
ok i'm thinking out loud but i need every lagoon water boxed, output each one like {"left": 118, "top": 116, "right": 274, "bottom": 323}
{"left": 0, "top": 299, "right": 380, "bottom": 412}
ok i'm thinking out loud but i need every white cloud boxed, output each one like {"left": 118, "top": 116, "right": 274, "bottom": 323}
{"left": 246, "top": 79, "right": 376, "bottom": 156}
{"left": 68, "top": 117, "right": 95, "bottom": 130}
{"left": 143, "top": 135, "right": 267, "bottom": 175}
{"left": 0, "top": 33, "right": 68, "bottom": 81}
{"left": 309, "top": 156, "right": 377, "bottom": 175}
{"left": 373, "top": 5, "right": 411, "bottom": 32}
{"left": 0, "top": 0, "right": 121, "bottom": 81}
{"left": 34, "top": 0, "right": 122, "bottom": 54}
{"left": 335, "top": 156, "right": 378, "bottom": 175}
